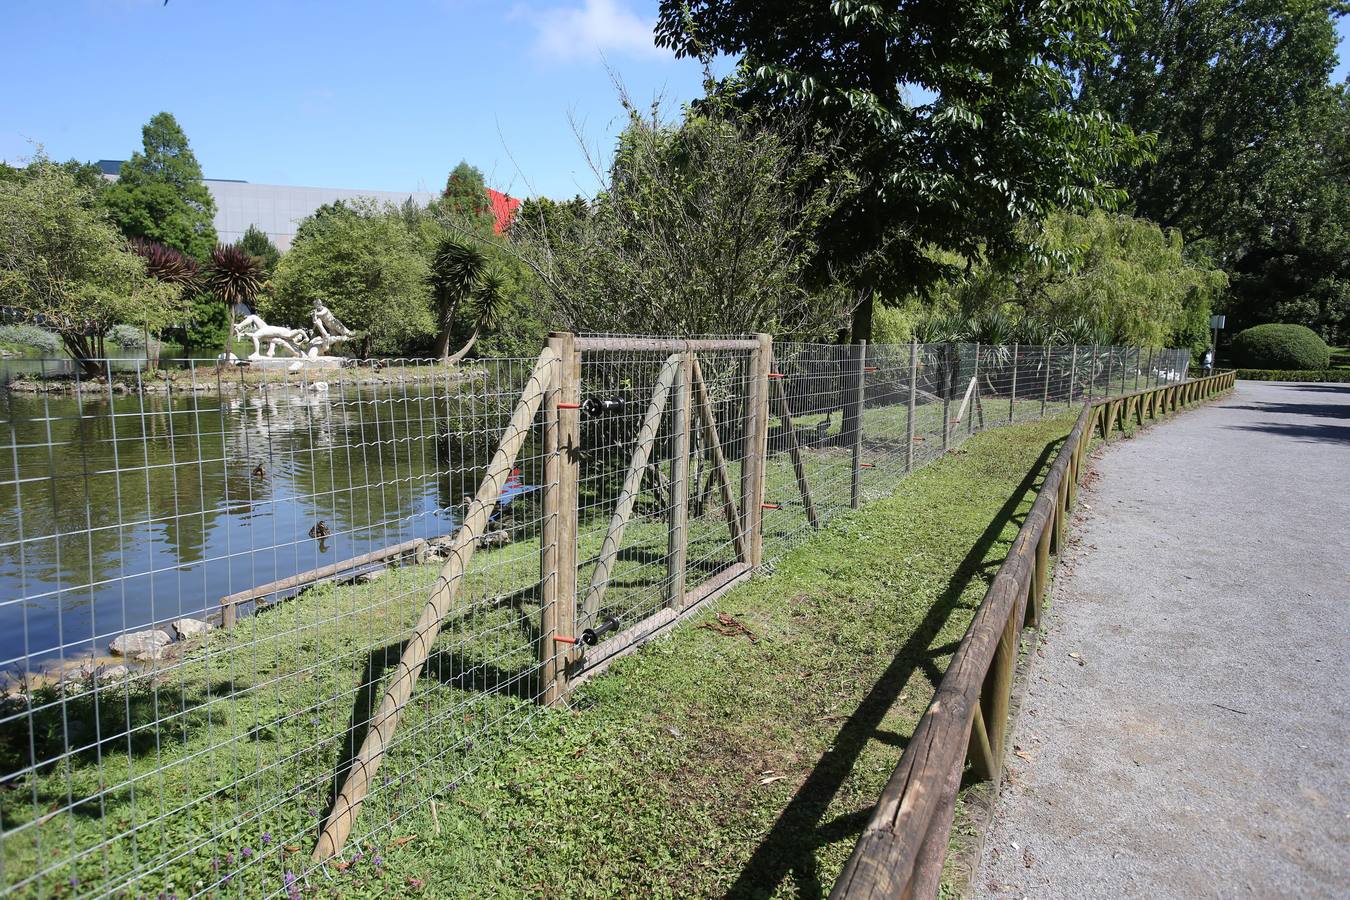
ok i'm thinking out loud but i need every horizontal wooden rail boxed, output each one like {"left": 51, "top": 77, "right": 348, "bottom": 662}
{"left": 573, "top": 336, "right": 760, "bottom": 353}
{"left": 830, "top": 369, "right": 1234, "bottom": 899}
{"left": 218, "top": 538, "right": 431, "bottom": 629}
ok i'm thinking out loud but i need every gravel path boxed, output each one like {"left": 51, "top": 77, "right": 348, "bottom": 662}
{"left": 976, "top": 381, "right": 1350, "bottom": 899}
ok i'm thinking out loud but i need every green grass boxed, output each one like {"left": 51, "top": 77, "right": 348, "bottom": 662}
{"left": 0, "top": 402, "right": 1074, "bottom": 898}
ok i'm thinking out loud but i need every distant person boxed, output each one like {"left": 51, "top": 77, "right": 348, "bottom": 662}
{"left": 1202, "top": 349, "right": 1214, "bottom": 373}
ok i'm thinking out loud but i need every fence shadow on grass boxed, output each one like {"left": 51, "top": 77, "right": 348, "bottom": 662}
{"left": 320, "top": 620, "right": 542, "bottom": 838}
{"left": 723, "top": 437, "right": 1063, "bottom": 900}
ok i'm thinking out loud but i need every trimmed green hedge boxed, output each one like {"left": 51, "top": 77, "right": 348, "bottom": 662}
{"left": 1230, "top": 323, "right": 1331, "bottom": 369}
{"left": 1233, "top": 368, "right": 1350, "bottom": 382}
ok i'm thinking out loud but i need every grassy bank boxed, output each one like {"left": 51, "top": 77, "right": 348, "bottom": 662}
{"left": 0, "top": 410, "right": 1072, "bottom": 898}
{"left": 333, "top": 413, "right": 1067, "bottom": 898}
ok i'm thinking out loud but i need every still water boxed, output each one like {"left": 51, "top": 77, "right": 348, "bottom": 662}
{"left": 0, "top": 369, "right": 522, "bottom": 673}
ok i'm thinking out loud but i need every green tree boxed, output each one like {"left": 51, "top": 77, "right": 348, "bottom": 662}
{"left": 1076, "top": 0, "right": 1344, "bottom": 264}
{"left": 656, "top": 0, "right": 1148, "bottom": 341}
{"left": 237, "top": 225, "right": 281, "bottom": 275}
{"left": 926, "top": 210, "right": 1226, "bottom": 356}
{"left": 1224, "top": 85, "right": 1350, "bottom": 343}
{"left": 266, "top": 200, "right": 433, "bottom": 356}
{"left": 440, "top": 161, "right": 496, "bottom": 233}
{"left": 426, "top": 239, "right": 508, "bottom": 362}
{"left": 102, "top": 112, "right": 218, "bottom": 259}
{"left": 0, "top": 157, "right": 106, "bottom": 193}
{"left": 0, "top": 157, "right": 183, "bottom": 375}
{"left": 514, "top": 101, "right": 844, "bottom": 337}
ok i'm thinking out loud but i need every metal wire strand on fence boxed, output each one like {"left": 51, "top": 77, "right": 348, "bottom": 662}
{"left": 0, "top": 339, "right": 1194, "bottom": 896}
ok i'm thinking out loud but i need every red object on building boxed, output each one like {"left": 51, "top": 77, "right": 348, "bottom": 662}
{"left": 487, "top": 188, "right": 521, "bottom": 235}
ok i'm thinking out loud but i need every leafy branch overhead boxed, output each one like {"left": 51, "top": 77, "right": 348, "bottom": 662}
{"left": 655, "top": 0, "right": 1151, "bottom": 340}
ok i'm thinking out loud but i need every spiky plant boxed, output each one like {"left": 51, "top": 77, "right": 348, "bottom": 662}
{"left": 129, "top": 238, "right": 200, "bottom": 289}
{"left": 206, "top": 244, "right": 264, "bottom": 313}
{"left": 446, "top": 266, "right": 506, "bottom": 364}
{"left": 430, "top": 237, "right": 495, "bottom": 361}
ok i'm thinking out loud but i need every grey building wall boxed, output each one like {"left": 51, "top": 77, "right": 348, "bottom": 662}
{"left": 207, "top": 180, "right": 435, "bottom": 251}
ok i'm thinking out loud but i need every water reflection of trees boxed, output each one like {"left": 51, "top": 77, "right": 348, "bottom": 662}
{"left": 0, "top": 379, "right": 525, "bottom": 663}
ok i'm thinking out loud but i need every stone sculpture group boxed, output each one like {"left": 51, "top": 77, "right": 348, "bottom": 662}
{"left": 231, "top": 301, "right": 353, "bottom": 363}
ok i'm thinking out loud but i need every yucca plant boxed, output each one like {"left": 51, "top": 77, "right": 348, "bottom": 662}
{"left": 913, "top": 312, "right": 970, "bottom": 399}
{"left": 446, "top": 266, "right": 506, "bottom": 364}
{"left": 429, "top": 236, "right": 506, "bottom": 363}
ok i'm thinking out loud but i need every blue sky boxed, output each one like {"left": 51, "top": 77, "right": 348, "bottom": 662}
{"left": 3, "top": 1, "right": 1348, "bottom": 200}
{"left": 0, "top": 0, "right": 725, "bottom": 199}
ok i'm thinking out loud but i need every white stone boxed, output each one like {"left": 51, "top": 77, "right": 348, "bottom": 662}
{"left": 170, "top": 618, "right": 212, "bottom": 640}
{"left": 109, "top": 629, "right": 173, "bottom": 659}
{"left": 97, "top": 664, "right": 131, "bottom": 682}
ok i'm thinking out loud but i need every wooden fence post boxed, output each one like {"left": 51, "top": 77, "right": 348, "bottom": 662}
{"left": 968, "top": 343, "right": 980, "bottom": 435}
{"left": 667, "top": 349, "right": 692, "bottom": 608}
{"left": 316, "top": 345, "right": 557, "bottom": 861}
{"left": 540, "top": 331, "right": 581, "bottom": 704}
{"left": 906, "top": 339, "right": 919, "bottom": 472}
{"left": 691, "top": 358, "right": 749, "bottom": 563}
{"left": 1040, "top": 342, "right": 1050, "bottom": 418}
{"left": 540, "top": 334, "right": 564, "bottom": 704}
{"left": 850, "top": 340, "right": 867, "bottom": 508}
{"left": 1068, "top": 345, "right": 1078, "bottom": 409}
{"left": 581, "top": 354, "right": 683, "bottom": 626}
{"left": 1008, "top": 343, "right": 1019, "bottom": 424}
{"left": 771, "top": 375, "right": 820, "bottom": 529}
{"left": 746, "top": 334, "right": 773, "bottom": 565}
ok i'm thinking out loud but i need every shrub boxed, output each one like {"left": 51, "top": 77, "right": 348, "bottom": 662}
{"left": 108, "top": 324, "right": 146, "bottom": 350}
{"left": 0, "top": 324, "right": 61, "bottom": 354}
{"left": 1229, "top": 323, "right": 1330, "bottom": 369}
{"left": 1232, "top": 368, "right": 1350, "bottom": 383}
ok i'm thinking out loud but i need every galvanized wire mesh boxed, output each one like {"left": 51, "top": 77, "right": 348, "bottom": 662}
{"left": 0, "top": 340, "right": 1190, "bottom": 897}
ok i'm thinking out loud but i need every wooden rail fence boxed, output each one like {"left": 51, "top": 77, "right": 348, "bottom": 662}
{"left": 829, "top": 370, "right": 1235, "bottom": 899}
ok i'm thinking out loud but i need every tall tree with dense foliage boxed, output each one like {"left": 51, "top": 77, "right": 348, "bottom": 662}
{"left": 266, "top": 200, "right": 432, "bottom": 356}
{"left": 102, "top": 112, "right": 218, "bottom": 260}
{"left": 440, "top": 162, "right": 496, "bottom": 234}
{"left": 1224, "top": 84, "right": 1350, "bottom": 342}
{"left": 0, "top": 158, "right": 182, "bottom": 375}
{"left": 1075, "top": 0, "right": 1345, "bottom": 263}
{"left": 655, "top": 0, "right": 1148, "bottom": 341}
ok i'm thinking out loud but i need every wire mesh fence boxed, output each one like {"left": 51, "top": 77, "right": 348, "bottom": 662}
{"left": 0, "top": 338, "right": 1190, "bottom": 897}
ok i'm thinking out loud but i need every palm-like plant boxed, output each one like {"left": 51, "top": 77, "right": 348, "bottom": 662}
{"left": 430, "top": 237, "right": 504, "bottom": 363}
{"left": 130, "top": 238, "right": 201, "bottom": 289}
{"left": 446, "top": 266, "right": 506, "bottom": 364}
{"left": 206, "top": 244, "right": 264, "bottom": 324}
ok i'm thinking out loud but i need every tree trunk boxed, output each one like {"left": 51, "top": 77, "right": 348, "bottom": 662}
{"left": 62, "top": 333, "right": 107, "bottom": 379}
{"left": 445, "top": 316, "right": 484, "bottom": 365}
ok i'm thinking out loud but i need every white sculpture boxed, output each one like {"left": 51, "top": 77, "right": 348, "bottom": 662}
{"left": 233, "top": 314, "right": 309, "bottom": 359}
{"left": 309, "top": 302, "right": 353, "bottom": 357}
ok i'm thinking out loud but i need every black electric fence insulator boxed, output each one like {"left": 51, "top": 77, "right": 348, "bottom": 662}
{"left": 581, "top": 396, "right": 625, "bottom": 418}
{"left": 580, "top": 615, "right": 620, "bottom": 646}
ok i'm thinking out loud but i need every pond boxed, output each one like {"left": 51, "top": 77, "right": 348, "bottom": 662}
{"left": 0, "top": 363, "right": 530, "bottom": 675}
